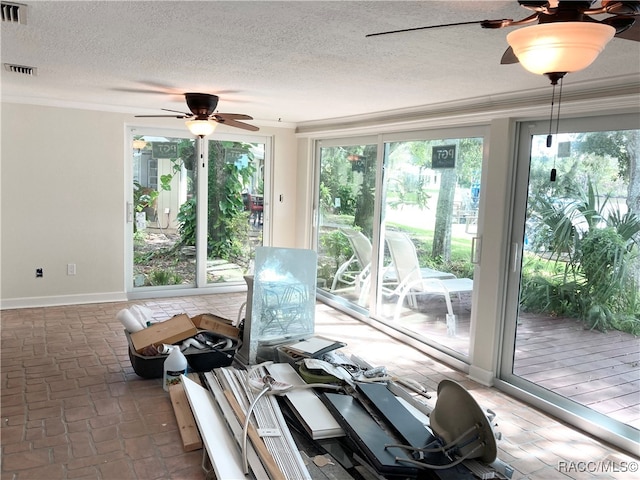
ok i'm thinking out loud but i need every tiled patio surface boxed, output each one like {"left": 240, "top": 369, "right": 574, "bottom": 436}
{"left": 390, "top": 295, "right": 640, "bottom": 429}
{"left": 1, "top": 293, "right": 638, "bottom": 479}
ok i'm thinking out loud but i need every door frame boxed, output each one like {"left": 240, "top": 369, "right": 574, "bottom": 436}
{"left": 498, "top": 112, "right": 640, "bottom": 454}
{"left": 314, "top": 125, "right": 491, "bottom": 366}
{"left": 126, "top": 126, "right": 272, "bottom": 299}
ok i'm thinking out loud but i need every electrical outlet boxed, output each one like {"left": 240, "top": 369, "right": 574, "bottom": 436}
{"left": 67, "top": 263, "right": 76, "bottom": 276}
{"left": 36, "top": 268, "right": 43, "bottom": 278}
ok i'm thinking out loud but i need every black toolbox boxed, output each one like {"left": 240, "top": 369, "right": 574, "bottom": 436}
{"left": 125, "top": 330, "right": 240, "bottom": 379}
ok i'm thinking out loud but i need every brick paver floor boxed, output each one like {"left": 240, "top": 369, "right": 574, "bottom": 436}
{"left": 1, "top": 293, "right": 638, "bottom": 479}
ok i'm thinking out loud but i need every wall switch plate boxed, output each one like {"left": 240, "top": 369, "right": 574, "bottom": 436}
{"left": 67, "top": 263, "right": 76, "bottom": 275}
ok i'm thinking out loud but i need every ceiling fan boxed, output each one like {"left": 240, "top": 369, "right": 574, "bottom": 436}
{"left": 135, "top": 92, "right": 258, "bottom": 135}
{"left": 367, "top": 1, "right": 640, "bottom": 79}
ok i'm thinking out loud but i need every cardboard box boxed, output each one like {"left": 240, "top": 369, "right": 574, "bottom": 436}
{"left": 191, "top": 313, "right": 240, "bottom": 339}
{"left": 125, "top": 330, "right": 239, "bottom": 378}
{"left": 129, "top": 314, "right": 197, "bottom": 353}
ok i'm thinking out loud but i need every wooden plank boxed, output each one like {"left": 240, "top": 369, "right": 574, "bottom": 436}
{"left": 186, "top": 372, "right": 202, "bottom": 385}
{"left": 168, "top": 381, "right": 203, "bottom": 452}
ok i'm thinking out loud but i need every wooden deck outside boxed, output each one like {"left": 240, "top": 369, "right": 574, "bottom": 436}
{"left": 514, "top": 313, "right": 640, "bottom": 429}
{"left": 383, "top": 294, "right": 640, "bottom": 430}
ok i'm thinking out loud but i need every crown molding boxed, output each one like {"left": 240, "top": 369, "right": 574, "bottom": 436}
{"left": 296, "top": 74, "right": 640, "bottom": 137}
{"left": 0, "top": 95, "right": 296, "bottom": 129}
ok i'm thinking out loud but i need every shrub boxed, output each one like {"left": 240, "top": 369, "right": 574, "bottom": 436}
{"left": 320, "top": 229, "right": 353, "bottom": 272}
{"left": 177, "top": 198, "right": 197, "bottom": 246}
{"left": 148, "top": 269, "right": 182, "bottom": 286}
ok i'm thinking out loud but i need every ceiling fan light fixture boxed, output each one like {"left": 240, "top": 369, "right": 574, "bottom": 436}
{"left": 185, "top": 119, "right": 217, "bottom": 137}
{"left": 506, "top": 22, "right": 616, "bottom": 75}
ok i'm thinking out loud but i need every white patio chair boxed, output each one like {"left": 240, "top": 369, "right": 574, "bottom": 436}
{"left": 330, "top": 228, "right": 373, "bottom": 291}
{"left": 384, "top": 231, "right": 473, "bottom": 326}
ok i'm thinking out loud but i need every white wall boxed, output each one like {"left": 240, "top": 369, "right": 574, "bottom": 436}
{"left": 0, "top": 103, "right": 298, "bottom": 307}
{"left": 1, "top": 104, "right": 128, "bottom": 306}
{"left": 265, "top": 125, "right": 299, "bottom": 248}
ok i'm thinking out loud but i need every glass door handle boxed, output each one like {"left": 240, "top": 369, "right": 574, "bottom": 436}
{"left": 512, "top": 242, "right": 521, "bottom": 272}
{"left": 126, "top": 202, "right": 133, "bottom": 223}
{"left": 471, "top": 236, "right": 481, "bottom": 265}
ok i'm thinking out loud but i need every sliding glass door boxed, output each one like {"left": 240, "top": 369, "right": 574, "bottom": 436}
{"left": 502, "top": 114, "right": 639, "bottom": 449}
{"left": 128, "top": 128, "right": 267, "bottom": 294}
{"left": 315, "top": 128, "right": 487, "bottom": 360}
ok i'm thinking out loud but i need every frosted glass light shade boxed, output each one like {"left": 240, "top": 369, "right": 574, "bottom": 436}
{"left": 507, "top": 22, "right": 615, "bottom": 75}
{"left": 185, "top": 119, "right": 217, "bottom": 137}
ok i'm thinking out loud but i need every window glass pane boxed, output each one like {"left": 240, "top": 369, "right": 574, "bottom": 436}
{"left": 377, "top": 138, "right": 483, "bottom": 358}
{"left": 132, "top": 135, "right": 196, "bottom": 288}
{"left": 130, "top": 133, "right": 266, "bottom": 291}
{"left": 316, "top": 143, "right": 377, "bottom": 309}
{"left": 206, "top": 140, "right": 265, "bottom": 284}
{"left": 514, "top": 129, "right": 640, "bottom": 428}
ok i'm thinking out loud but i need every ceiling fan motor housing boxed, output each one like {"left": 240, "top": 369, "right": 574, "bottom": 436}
{"left": 185, "top": 93, "right": 219, "bottom": 119}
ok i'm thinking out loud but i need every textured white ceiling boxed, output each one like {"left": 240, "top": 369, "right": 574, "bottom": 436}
{"left": 2, "top": 1, "right": 639, "bottom": 127}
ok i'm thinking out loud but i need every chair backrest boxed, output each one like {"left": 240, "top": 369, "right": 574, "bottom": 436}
{"left": 247, "top": 193, "right": 263, "bottom": 211}
{"left": 385, "top": 230, "right": 422, "bottom": 287}
{"left": 342, "top": 228, "right": 372, "bottom": 268}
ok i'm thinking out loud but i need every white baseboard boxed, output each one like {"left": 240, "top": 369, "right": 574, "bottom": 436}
{"left": 468, "top": 365, "right": 495, "bottom": 387}
{"left": 0, "top": 292, "right": 127, "bottom": 310}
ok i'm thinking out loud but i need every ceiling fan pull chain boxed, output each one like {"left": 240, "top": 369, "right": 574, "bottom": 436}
{"left": 555, "top": 76, "right": 564, "bottom": 139}
{"left": 546, "top": 82, "right": 556, "bottom": 149}
{"left": 549, "top": 76, "right": 564, "bottom": 183}
{"left": 545, "top": 80, "right": 556, "bottom": 182}
{"left": 199, "top": 137, "right": 205, "bottom": 168}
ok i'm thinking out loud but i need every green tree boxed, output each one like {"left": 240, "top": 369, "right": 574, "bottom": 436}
{"left": 176, "top": 141, "right": 256, "bottom": 263}
{"left": 575, "top": 129, "right": 639, "bottom": 218}
{"left": 207, "top": 141, "right": 255, "bottom": 262}
{"left": 318, "top": 146, "right": 357, "bottom": 215}
{"left": 353, "top": 145, "right": 377, "bottom": 237}
{"left": 430, "top": 138, "right": 482, "bottom": 260}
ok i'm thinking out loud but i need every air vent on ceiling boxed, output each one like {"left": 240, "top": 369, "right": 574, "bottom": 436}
{"left": 1, "top": 2, "right": 26, "bottom": 24}
{"left": 4, "top": 63, "right": 37, "bottom": 76}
